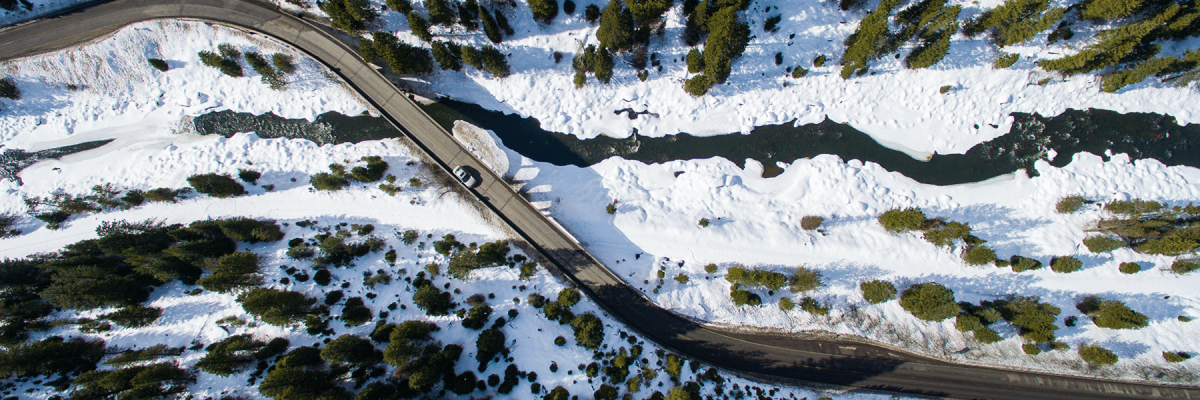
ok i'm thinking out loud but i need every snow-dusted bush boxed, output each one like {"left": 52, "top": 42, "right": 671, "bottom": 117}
{"left": 923, "top": 221, "right": 971, "bottom": 247}
{"left": 789, "top": 267, "right": 822, "bottom": 292}
{"left": 798, "top": 297, "right": 828, "bottom": 315}
{"left": 998, "top": 297, "right": 1060, "bottom": 343}
{"left": 412, "top": 285, "right": 452, "bottom": 316}
{"left": 994, "top": 53, "right": 1019, "bottom": 69}
{"left": 1105, "top": 199, "right": 1162, "bottom": 216}
{"left": 779, "top": 297, "right": 795, "bottom": 311}
{"left": 1164, "top": 351, "right": 1191, "bottom": 363}
{"left": 859, "top": 280, "right": 897, "bottom": 304}
{"left": 899, "top": 283, "right": 959, "bottom": 321}
{"left": 1078, "top": 344, "right": 1118, "bottom": 366}
{"left": 1172, "top": 259, "right": 1199, "bottom": 274}
{"left": 1055, "top": 195, "right": 1088, "bottom": 214}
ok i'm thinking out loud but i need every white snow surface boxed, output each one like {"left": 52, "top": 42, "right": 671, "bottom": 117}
{"left": 331, "top": 0, "right": 1200, "bottom": 156}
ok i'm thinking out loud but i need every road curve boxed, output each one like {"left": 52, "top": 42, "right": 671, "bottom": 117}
{"left": 2, "top": 1, "right": 1198, "bottom": 398}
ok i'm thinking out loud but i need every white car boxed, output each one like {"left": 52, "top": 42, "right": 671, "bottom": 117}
{"left": 453, "top": 165, "right": 479, "bottom": 188}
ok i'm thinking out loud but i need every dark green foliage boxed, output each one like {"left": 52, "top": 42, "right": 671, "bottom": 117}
{"left": 1173, "top": 259, "right": 1200, "bottom": 274}
{"left": 0, "top": 336, "right": 104, "bottom": 379}
{"left": 218, "top": 218, "right": 283, "bottom": 243}
{"left": 1102, "top": 56, "right": 1188, "bottom": 93}
{"left": 879, "top": 207, "right": 927, "bottom": 232}
{"left": 996, "top": 297, "right": 1061, "bottom": 343}
{"left": 386, "top": 0, "right": 412, "bottom": 14}
{"left": 789, "top": 267, "right": 821, "bottom": 292}
{"left": 458, "top": 0, "right": 479, "bottom": 30}
{"left": 461, "top": 45, "right": 483, "bottom": 69}
{"left": 860, "top": 280, "right": 897, "bottom": 304}
{"left": 197, "top": 251, "right": 262, "bottom": 293}
{"left": 198, "top": 50, "right": 243, "bottom": 77}
{"left": 0, "top": 77, "right": 19, "bottom": 99}
{"left": 1079, "top": 344, "right": 1118, "bottom": 366}
{"left": 1009, "top": 255, "right": 1043, "bottom": 272}
{"left": 1038, "top": 8, "right": 1180, "bottom": 76}
{"left": 40, "top": 264, "right": 150, "bottom": 310}
{"left": 359, "top": 38, "right": 378, "bottom": 63}
{"left": 1084, "top": 236, "right": 1126, "bottom": 252}
{"left": 1056, "top": 195, "right": 1088, "bottom": 213}
{"left": 923, "top": 221, "right": 971, "bottom": 247}
{"left": 965, "top": 0, "right": 1064, "bottom": 46}
{"left": 71, "top": 362, "right": 195, "bottom": 399}
{"left": 147, "top": 58, "right": 169, "bottom": 72}
{"left": 408, "top": 12, "right": 433, "bottom": 42}
{"left": 341, "top": 297, "right": 373, "bottom": 326}
{"left": 529, "top": 0, "right": 559, "bottom": 23}
{"left": 628, "top": 0, "right": 671, "bottom": 21}
{"left": 799, "top": 297, "right": 829, "bottom": 315}
{"left": 594, "top": 48, "right": 614, "bottom": 83}
{"left": 899, "top": 283, "right": 960, "bottom": 321}
{"left": 963, "top": 245, "right": 997, "bottom": 266}
{"left": 1164, "top": 351, "right": 1191, "bottom": 363}
{"left": 994, "top": 52, "right": 1019, "bottom": 69}
{"left": 763, "top": 14, "right": 781, "bottom": 32}
{"left": 446, "top": 240, "right": 509, "bottom": 279}
{"left": 1080, "top": 0, "right": 1156, "bottom": 21}
{"left": 564, "top": 0, "right": 575, "bottom": 14}
{"left": 1119, "top": 262, "right": 1141, "bottom": 274}
{"left": 143, "top": 187, "right": 188, "bottom": 202}
{"left": 542, "top": 301, "right": 574, "bottom": 323}
{"left": 100, "top": 305, "right": 161, "bottom": 328}
{"left": 1077, "top": 295, "right": 1148, "bottom": 330}
{"left": 585, "top": 4, "right": 601, "bottom": 22}
{"left": 103, "top": 344, "right": 185, "bottom": 367}
{"left": 686, "top": 48, "right": 704, "bottom": 73}
{"left": 778, "top": 297, "right": 795, "bottom": 311}
{"left": 480, "top": 6, "right": 504, "bottom": 43}
{"left": 195, "top": 334, "right": 266, "bottom": 376}
{"left": 702, "top": 6, "right": 750, "bottom": 84}
{"left": 557, "top": 288, "right": 581, "bottom": 307}
{"left": 841, "top": 0, "right": 898, "bottom": 79}
{"left": 413, "top": 285, "right": 452, "bottom": 315}
{"left": 245, "top": 51, "right": 286, "bottom": 90}
{"left": 527, "top": 293, "right": 546, "bottom": 308}
{"left": 272, "top": 53, "right": 295, "bottom": 74}
{"left": 426, "top": 0, "right": 456, "bottom": 26}
{"left": 350, "top": 156, "right": 389, "bottom": 182}
{"left": 726, "top": 266, "right": 788, "bottom": 290}
{"left": 260, "top": 348, "right": 351, "bottom": 400}
{"left": 1023, "top": 343, "right": 1042, "bottom": 355}
{"left": 373, "top": 32, "right": 434, "bottom": 75}
{"left": 313, "top": 269, "right": 332, "bottom": 285}
{"left": 729, "top": 284, "right": 761, "bottom": 306}
{"left": 480, "top": 45, "right": 512, "bottom": 77}
{"left": 462, "top": 304, "right": 493, "bottom": 330}
{"left": 570, "top": 312, "right": 604, "bottom": 350}
{"left": 597, "top": 0, "right": 635, "bottom": 51}
{"left": 311, "top": 172, "right": 348, "bottom": 191}
{"left": 1051, "top": 256, "right": 1083, "bottom": 273}
{"left": 238, "top": 288, "right": 317, "bottom": 326}
{"left": 1106, "top": 199, "right": 1163, "bottom": 216}
{"left": 1136, "top": 237, "right": 1198, "bottom": 255}
{"left": 321, "top": 0, "right": 377, "bottom": 34}
{"left": 321, "top": 334, "right": 380, "bottom": 366}
{"left": 237, "top": 169, "right": 262, "bottom": 184}
{"left": 187, "top": 173, "right": 245, "bottom": 198}
{"left": 495, "top": 10, "right": 515, "bottom": 35}
{"left": 475, "top": 328, "right": 506, "bottom": 369}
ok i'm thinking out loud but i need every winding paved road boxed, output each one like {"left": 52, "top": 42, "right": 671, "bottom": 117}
{"left": 2, "top": 1, "right": 1198, "bottom": 398}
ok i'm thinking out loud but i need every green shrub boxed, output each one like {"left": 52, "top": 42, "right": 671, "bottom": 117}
{"left": 726, "top": 266, "right": 788, "bottom": 290}
{"left": 321, "top": 334, "right": 379, "bottom": 366}
{"left": 1079, "top": 345, "right": 1118, "bottom": 366}
{"left": 684, "top": 75, "right": 712, "bottom": 96}
{"left": 1083, "top": 236, "right": 1126, "bottom": 252}
{"left": 100, "top": 305, "right": 162, "bottom": 328}
{"left": 413, "top": 285, "right": 451, "bottom": 316}
{"left": 686, "top": 48, "right": 704, "bottom": 73}
{"left": 1009, "top": 255, "right": 1043, "bottom": 272}
{"left": 557, "top": 288, "right": 581, "bottom": 307}
{"left": 1172, "top": 259, "right": 1200, "bottom": 274}
{"left": 238, "top": 288, "right": 316, "bottom": 326}
{"left": 272, "top": 53, "right": 295, "bottom": 74}
{"left": 1119, "top": 262, "right": 1141, "bottom": 274}
{"left": 147, "top": 58, "right": 169, "bottom": 72}
{"left": 674, "top": 274, "right": 689, "bottom": 284}
{"left": 779, "top": 297, "right": 795, "bottom": 311}
{"left": 245, "top": 51, "right": 285, "bottom": 89}
{"left": 799, "top": 216, "right": 824, "bottom": 230}
{"left": 407, "top": 12, "right": 433, "bottom": 42}
{"left": 813, "top": 54, "right": 827, "bottom": 67}
{"left": 1105, "top": 199, "right": 1162, "bottom": 216}
{"left": 729, "top": 284, "right": 761, "bottom": 306}
{"left": 237, "top": 169, "right": 261, "bottom": 185}
{"left": 0, "top": 77, "right": 20, "bottom": 100}
{"left": 1050, "top": 256, "right": 1083, "bottom": 273}
{"left": 1023, "top": 343, "right": 1041, "bottom": 355}
{"left": 187, "top": 173, "right": 245, "bottom": 198}
{"left": 994, "top": 53, "right": 1019, "bottom": 69}
{"left": 791, "top": 66, "right": 809, "bottom": 78}
{"left": 1136, "top": 237, "right": 1198, "bottom": 255}
{"left": 789, "top": 267, "right": 822, "bottom": 292}
{"left": 963, "top": 246, "right": 997, "bottom": 266}
{"left": 310, "top": 172, "right": 348, "bottom": 191}
{"left": 799, "top": 297, "right": 828, "bottom": 315}
{"left": 350, "top": 156, "right": 389, "bottom": 182}
{"left": 860, "top": 280, "right": 897, "bottom": 304}
{"left": 340, "top": 297, "right": 372, "bottom": 326}
{"left": 1076, "top": 295, "right": 1148, "bottom": 330}
{"left": 924, "top": 221, "right": 971, "bottom": 247}
{"left": 955, "top": 314, "right": 984, "bottom": 332}
{"left": 1056, "top": 195, "right": 1087, "bottom": 213}
{"left": 528, "top": 0, "right": 559, "bottom": 22}
{"left": 704, "top": 264, "right": 718, "bottom": 274}
{"left": 585, "top": 4, "right": 601, "bottom": 22}
{"left": 879, "top": 207, "right": 926, "bottom": 232}
{"left": 570, "top": 312, "right": 604, "bottom": 350}
{"left": 999, "top": 297, "right": 1061, "bottom": 343}
{"left": 899, "top": 283, "right": 960, "bottom": 321}
{"left": 1164, "top": 351, "right": 1191, "bottom": 363}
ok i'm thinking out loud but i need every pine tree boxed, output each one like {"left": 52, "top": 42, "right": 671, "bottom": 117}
{"left": 458, "top": 0, "right": 480, "bottom": 31}
{"left": 1039, "top": 6, "right": 1180, "bottom": 75}
{"left": 686, "top": 48, "right": 704, "bottom": 73}
{"left": 1081, "top": 0, "right": 1153, "bottom": 21}
{"left": 628, "top": 0, "right": 671, "bottom": 22}
{"left": 373, "top": 31, "right": 434, "bottom": 74}
{"left": 480, "top": 45, "right": 512, "bottom": 77}
{"left": 597, "top": 0, "right": 635, "bottom": 51}
{"left": 840, "top": 0, "right": 898, "bottom": 78}
{"left": 594, "top": 48, "right": 614, "bottom": 83}
{"left": 702, "top": 6, "right": 750, "bottom": 83}
{"left": 386, "top": 0, "right": 412, "bottom": 14}
{"left": 408, "top": 12, "right": 433, "bottom": 42}
{"left": 529, "top": 0, "right": 559, "bottom": 23}
{"left": 237, "top": 288, "right": 316, "bottom": 326}
{"left": 425, "top": 0, "right": 456, "bottom": 26}
{"left": 480, "top": 4, "right": 504, "bottom": 43}
{"left": 359, "top": 37, "right": 378, "bottom": 62}
{"left": 431, "top": 41, "right": 464, "bottom": 71}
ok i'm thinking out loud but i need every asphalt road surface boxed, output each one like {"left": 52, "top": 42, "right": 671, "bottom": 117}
{"left": 2, "top": 1, "right": 1198, "bottom": 398}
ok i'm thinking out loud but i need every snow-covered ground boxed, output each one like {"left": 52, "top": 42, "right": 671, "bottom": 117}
{"left": 0, "top": 18, "right": 891, "bottom": 400}
{"left": 329, "top": 0, "right": 1200, "bottom": 156}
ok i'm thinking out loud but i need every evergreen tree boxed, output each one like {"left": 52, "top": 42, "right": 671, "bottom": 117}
{"left": 237, "top": 288, "right": 316, "bottom": 326}
{"left": 386, "top": 0, "right": 412, "bottom": 13}
{"left": 702, "top": 6, "right": 750, "bottom": 83}
{"left": 570, "top": 312, "right": 604, "bottom": 349}
{"left": 321, "top": 334, "right": 381, "bottom": 366}
{"left": 373, "top": 31, "right": 434, "bottom": 74}
{"left": 628, "top": 0, "right": 671, "bottom": 22}
{"left": 431, "top": 41, "right": 464, "bottom": 71}
{"left": 495, "top": 9, "right": 515, "bottom": 35}
{"left": 597, "top": 0, "right": 635, "bottom": 51}
{"left": 1081, "top": 0, "right": 1154, "bottom": 21}
{"left": 480, "top": 4, "right": 504, "bottom": 43}
{"left": 1038, "top": 6, "right": 1180, "bottom": 75}
{"left": 529, "top": 0, "right": 559, "bottom": 23}
{"left": 408, "top": 12, "right": 434, "bottom": 42}
{"left": 458, "top": 0, "right": 479, "bottom": 31}
{"left": 594, "top": 48, "right": 615, "bottom": 83}
{"left": 321, "top": 0, "right": 377, "bottom": 34}
{"left": 480, "top": 45, "right": 512, "bottom": 77}
{"left": 475, "top": 329, "right": 506, "bottom": 369}
{"left": 686, "top": 48, "right": 704, "bottom": 73}
{"left": 684, "top": 74, "right": 712, "bottom": 96}
{"left": 40, "top": 265, "right": 149, "bottom": 310}
{"left": 425, "top": 0, "right": 457, "bottom": 26}
{"left": 840, "top": 0, "right": 898, "bottom": 79}
{"left": 461, "top": 45, "right": 483, "bottom": 68}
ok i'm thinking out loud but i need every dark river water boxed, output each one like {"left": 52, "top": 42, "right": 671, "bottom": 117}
{"left": 183, "top": 100, "right": 1200, "bottom": 186}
